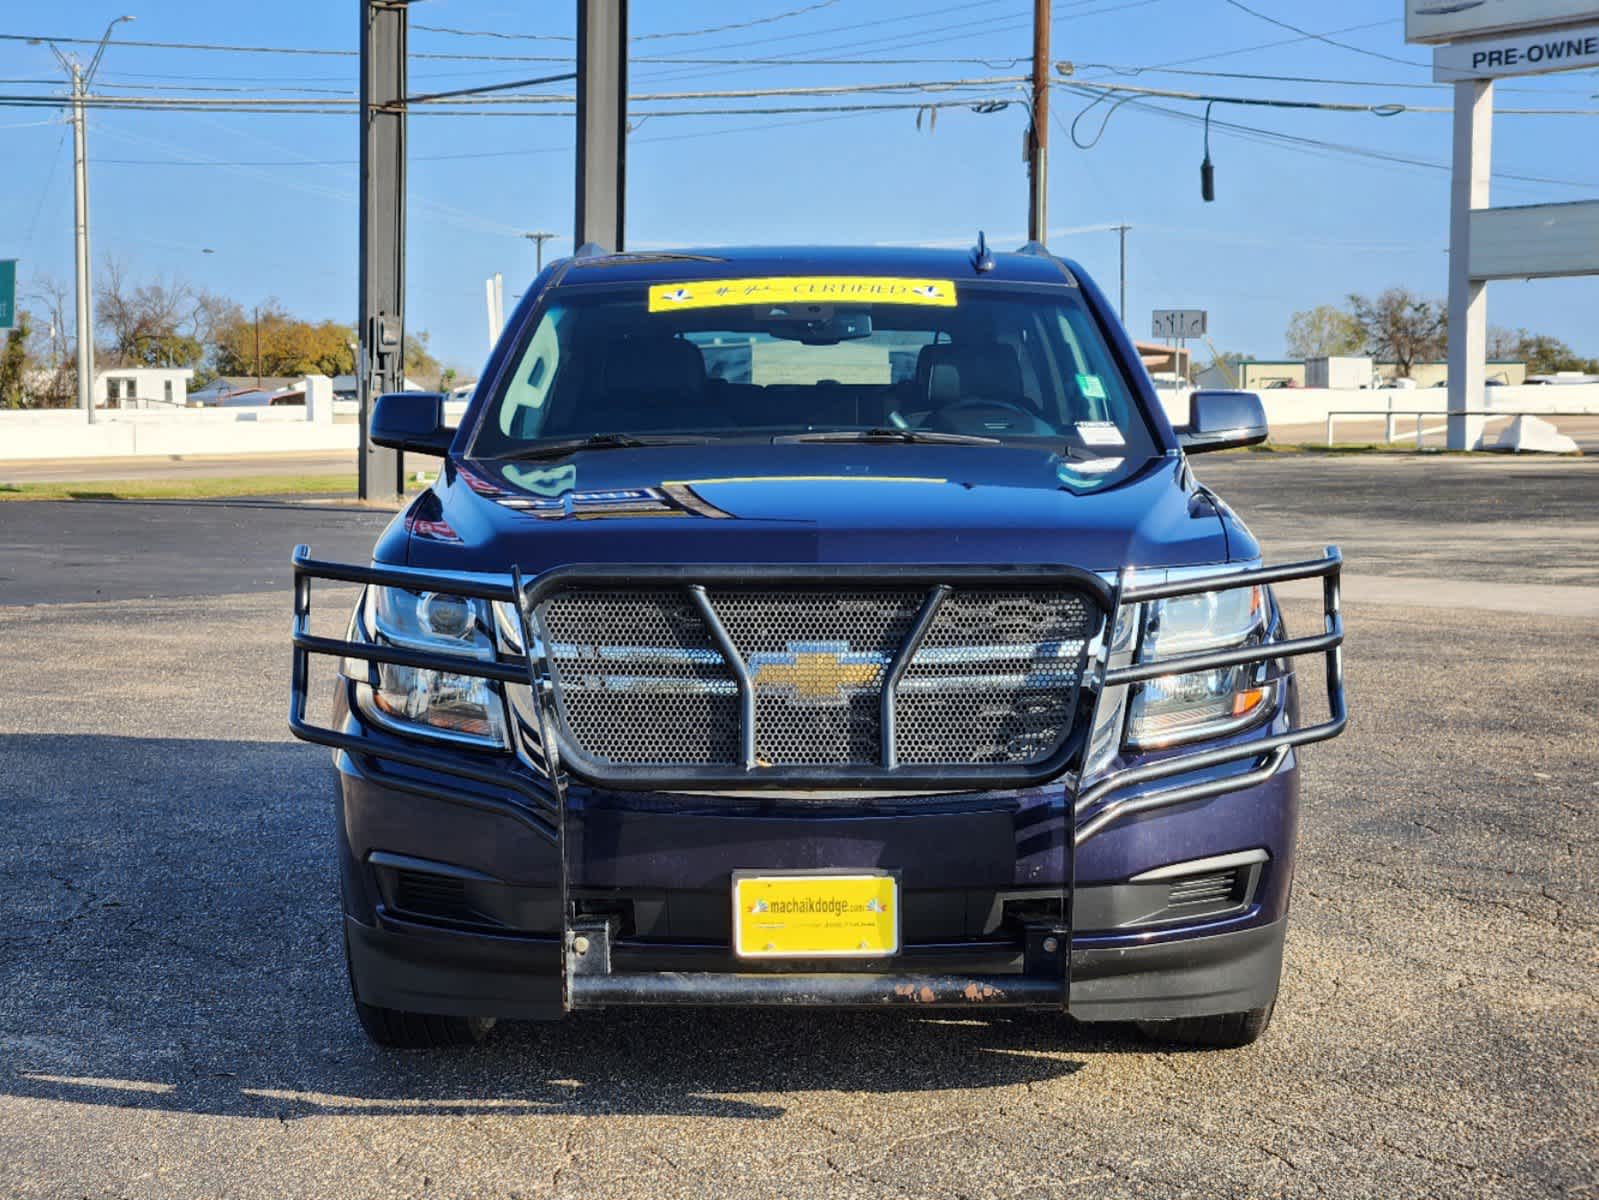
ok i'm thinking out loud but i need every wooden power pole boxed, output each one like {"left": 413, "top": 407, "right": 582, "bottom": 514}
{"left": 1028, "top": 0, "right": 1050, "bottom": 244}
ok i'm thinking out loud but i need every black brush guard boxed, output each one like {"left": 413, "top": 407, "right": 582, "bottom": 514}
{"left": 290, "top": 545, "right": 1346, "bottom": 1012}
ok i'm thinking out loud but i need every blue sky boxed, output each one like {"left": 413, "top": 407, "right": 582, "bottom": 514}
{"left": 3, "top": 0, "right": 1596, "bottom": 373}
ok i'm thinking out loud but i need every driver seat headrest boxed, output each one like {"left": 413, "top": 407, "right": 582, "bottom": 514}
{"left": 915, "top": 342, "right": 1024, "bottom": 406}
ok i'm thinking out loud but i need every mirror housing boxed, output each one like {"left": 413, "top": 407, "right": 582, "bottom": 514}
{"left": 370, "top": 391, "right": 455, "bottom": 456}
{"left": 1177, "top": 389, "right": 1269, "bottom": 454}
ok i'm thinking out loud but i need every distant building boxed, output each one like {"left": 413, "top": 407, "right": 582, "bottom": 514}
{"left": 1197, "top": 358, "right": 1526, "bottom": 390}
{"left": 95, "top": 367, "right": 194, "bottom": 409}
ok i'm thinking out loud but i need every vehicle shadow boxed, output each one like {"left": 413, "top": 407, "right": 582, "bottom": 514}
{"left": 0, "top": 733, "right": 1141, "bottom": 1123}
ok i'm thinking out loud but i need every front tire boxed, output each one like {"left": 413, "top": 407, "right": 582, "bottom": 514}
{"left": 1137, "top": 1003, "right": 1274, "bottom": 1049}
{"left": 344, "top": 930, "right": 495, "bottom": 1049}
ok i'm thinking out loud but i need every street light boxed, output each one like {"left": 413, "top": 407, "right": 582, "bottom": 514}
{"left": 40, "top": 13, "right": 135, "bottom": 423}
{"left": 524, "top": 230, "right": 557, "bottom": 273}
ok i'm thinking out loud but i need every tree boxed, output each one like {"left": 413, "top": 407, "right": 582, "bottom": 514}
{"left": 96, "top": 261, "right": 216, "bottom": 370}
{"left": 23, "top": 275, "right": 74, "bottom": 407}
{"left": 403, "top": 332, "right": 443, "bottom": 389}
{"left": 1346, "top": 287, "right": 1446, "bottom": 378}
{"left": 0, "top": 311, "right": 31, "bottom": 408}
{"left": 1285, "top": 305, "right": 1363, "bottom": 359}
{"left": 211, "top": 302, "right": 355, "bottom": 379}
{"left": 1489, "top": 328, "right": 1599, "bottom": 376}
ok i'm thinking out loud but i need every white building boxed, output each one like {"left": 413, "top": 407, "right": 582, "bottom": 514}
{"left": 96, "top": 367, "right": 195, "bottom": 409}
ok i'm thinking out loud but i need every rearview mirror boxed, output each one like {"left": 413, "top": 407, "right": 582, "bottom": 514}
{"left": 1178, "top": 389, "right": 1268, "bottom": 454}
{"left": 370, "top": 391, "right": 455, "bottom": 456}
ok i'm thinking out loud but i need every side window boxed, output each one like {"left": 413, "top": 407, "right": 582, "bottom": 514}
{"left": 498, "top": 308, "right": 564, "bottom": 437}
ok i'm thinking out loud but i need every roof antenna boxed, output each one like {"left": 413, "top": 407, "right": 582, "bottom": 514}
{"left": 971, "top": 230, "right": 995, "bottom": 273}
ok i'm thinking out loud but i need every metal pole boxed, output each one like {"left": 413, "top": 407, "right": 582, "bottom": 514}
{"left": 358, "top": 0, "right": 406, "bottom": 501}
{"left": 71, "top": 65, "right": 94, "bottom": 423}
{"left": 1114, "top": 224, "right": 1129, "bottom": 322}
{"left": 575, "top": 0, "right": 628, "bottom": 253}
{"left": 253, "top": 305, "right": 261, "bottom": 389}
{"left": 1027, "top": 0, "right": 1050, "bottom": 243}
{"left": 1446, "top": 79, "right": 1492, "bottom": 452}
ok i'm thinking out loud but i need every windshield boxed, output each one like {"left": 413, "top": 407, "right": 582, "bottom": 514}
{"left": 469, "top": 277, "right": 1158, "bottom": 461}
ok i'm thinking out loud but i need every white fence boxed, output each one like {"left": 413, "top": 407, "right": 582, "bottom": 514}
{"left": 1155, "top": 384, "right": 1599, "bottom": 432}
{"left": 0, "top": 377, "right": 470, "bottom": 462}
{"left": 4, "top": 380, "right": 1594, "bottom": 463}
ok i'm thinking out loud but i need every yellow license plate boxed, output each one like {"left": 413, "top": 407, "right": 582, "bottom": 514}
{"left": 733, "top": 873, "right": 900, "bottom": 959}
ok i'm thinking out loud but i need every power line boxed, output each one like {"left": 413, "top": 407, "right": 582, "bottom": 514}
{"left": 1064, "top": 77, "right": 1599, "bottom": 118}
{"left": 1053, "top": 84, "right": 1599, "bottom": 191}
{"left": 0, "top": 74, "right": 1033, "bottom": 111}
{"left": 1221, "top": 1, "right": 1430, "bottom": 70}
{"left": 1065, "top": 62, "right": 1599, "bottom": 96}
{"left": 413, "top": 1, "right": 845, "bottom": 44}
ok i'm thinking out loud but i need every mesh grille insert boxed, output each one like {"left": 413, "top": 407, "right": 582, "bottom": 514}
{"left": 535, "top": 581, "right": 1098, "bottom": 774}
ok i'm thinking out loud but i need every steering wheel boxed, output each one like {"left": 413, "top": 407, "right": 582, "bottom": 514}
{"left": 925, "top": 396, "right": 1055, "bottom": 437}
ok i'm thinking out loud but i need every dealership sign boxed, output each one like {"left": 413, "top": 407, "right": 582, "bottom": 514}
{"left": 1434, "top": 20, "right": 1599, "bottom": 76}
{"left": 1406, "top": 0, "right": 1599, "bottom": 45}
{"left": 0, "top": 259, "right": 15, "bottom": 332}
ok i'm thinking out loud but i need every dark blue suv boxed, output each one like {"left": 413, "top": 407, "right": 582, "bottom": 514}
{"left": 290, "top": 243, "right": 1346, "bottom": 1050}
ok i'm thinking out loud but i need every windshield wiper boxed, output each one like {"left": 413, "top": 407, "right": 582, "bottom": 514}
{"left": 775, "top": 428, "right": 1001, "bottom": 446}
{"left": 490, "top": 432, "right": 713, "bottom": 462}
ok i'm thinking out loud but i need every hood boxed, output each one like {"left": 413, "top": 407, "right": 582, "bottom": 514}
{"left": 400, "top": 443, "right": 1229, "bottom": 576}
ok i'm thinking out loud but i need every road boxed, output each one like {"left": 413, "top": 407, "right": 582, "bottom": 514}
{"left": 0, "top": 454, "right": 1594, "bottom": 1199}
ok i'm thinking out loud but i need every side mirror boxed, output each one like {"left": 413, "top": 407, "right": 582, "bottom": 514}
{"left": 370, "top": 391, "right": 455, "bottom": 456}
{"left": 1178, "top": 389, "right": 1268, "bottom": 454}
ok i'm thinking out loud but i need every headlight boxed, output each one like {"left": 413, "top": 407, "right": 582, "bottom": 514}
{"left": 1125, "top": 583, "right": 1275, "bottom": 750}
{"left": 343, "top": 586, "right": 508, "bottom": 748}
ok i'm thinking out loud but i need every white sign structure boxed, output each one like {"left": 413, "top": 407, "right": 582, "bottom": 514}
{"left": 1469, "top": 199, "right": 1599, "bottom": 279}
{"left": 1433, "top": 21, "right": 1599, "bottom": 78}
{"left": 1406, "top": 0, "right": 1599, "bottom": 450}
{"left": 1406, "top": 0, "right": 1599, "bottom": 44}
{"left": 1151, "top": 309, "right": 1206, "bottom": 339}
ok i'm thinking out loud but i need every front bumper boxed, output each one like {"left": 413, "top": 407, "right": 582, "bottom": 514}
{"left": 335, "top": 746, "right": 1299, "bottom": 1022}
{"left": 295, "top": 545, "right": 1343, "bottom": 1018}
{"left": 345, "top": 907, "right": 1286, "bottom": 1022}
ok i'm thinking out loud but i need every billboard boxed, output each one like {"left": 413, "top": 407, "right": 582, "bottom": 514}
{"left": 1406, "top": 1, "right": 1599, "bottom": 45}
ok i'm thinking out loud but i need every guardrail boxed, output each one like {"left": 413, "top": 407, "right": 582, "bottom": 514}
{"left": 1324, "top": 408, "right": 1581, "bottom": 448}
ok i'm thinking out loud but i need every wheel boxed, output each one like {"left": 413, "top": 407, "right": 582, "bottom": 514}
{"left": 344, "top": 930, "right": 495, "bottom": 1049}
{"left": 1137, "top": 1003, "right": 1274, "bottom": 1049}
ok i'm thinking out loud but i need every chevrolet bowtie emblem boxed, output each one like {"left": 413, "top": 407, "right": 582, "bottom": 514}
{"left": 750, "top": 641, "right": 883, "bottom": 705}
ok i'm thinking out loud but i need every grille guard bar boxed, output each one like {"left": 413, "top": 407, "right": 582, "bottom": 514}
{"left": 289, "top": 544, "right": 1345, "bottom": 844}
{"left": 1074, "top": 545, "right": 1347, "bottom": 844}
{"left": 289, "top": 543, "right": 1344, "bottom": 1016}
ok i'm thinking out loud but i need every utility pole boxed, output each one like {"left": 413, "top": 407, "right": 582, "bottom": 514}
{"left": 253, "top": 305, "right": 262, "bottom": 388}
{"left": 70, "top": 63, "right": 93, "bottom": 421}
{"left": 358, "top": 0, "right": 407, "bottom": 502}
{"left": 575, "top": 0, "right": 628, "bottom": 252}
{"left": 1027, "top": 0, "right": 1050, "bottom": 243}
{"left": 1111, "top": 224, "right": 1131, "bottom": 322}
{"left": 524, "top": 230, "right": 556, "bottom": 274}
{"left": 42, "top": 16, "right": 133, "bottom": 424}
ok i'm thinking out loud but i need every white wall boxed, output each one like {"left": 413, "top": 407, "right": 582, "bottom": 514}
{"left": 1156, "top": 384, "right": 1599, "bottom": 433}
{"left": 0, "top": 391, "right": 472, "bottom": 462}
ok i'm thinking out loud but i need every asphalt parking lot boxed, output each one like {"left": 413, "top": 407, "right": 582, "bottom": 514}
{"left": 0, "top": 454, "right": 1594, "bottom": 1199}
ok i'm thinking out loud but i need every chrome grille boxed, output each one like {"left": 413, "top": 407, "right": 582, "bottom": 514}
{"left": 538, "top": 588, "right": 740, "bottom": 766}
{"left": 534, "top": 580, "right": 1099, "bottom": 777}
{"left": 715, "top": 589, "right": 921, "bottom": 765}
{"left": 897, "top": 590, "right": 1091, "bottom": 766}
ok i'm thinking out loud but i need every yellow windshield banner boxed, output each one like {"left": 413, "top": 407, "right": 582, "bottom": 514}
{"left": 648, "top": 276, "right": 957, "bottom": 312}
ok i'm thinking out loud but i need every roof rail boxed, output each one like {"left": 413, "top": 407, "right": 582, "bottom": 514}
{"left": 1014, "top": 240, "right": 1052, "bottom": 257}
{"left": 970, "top": 230, "right": 995, "bottom": 273}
